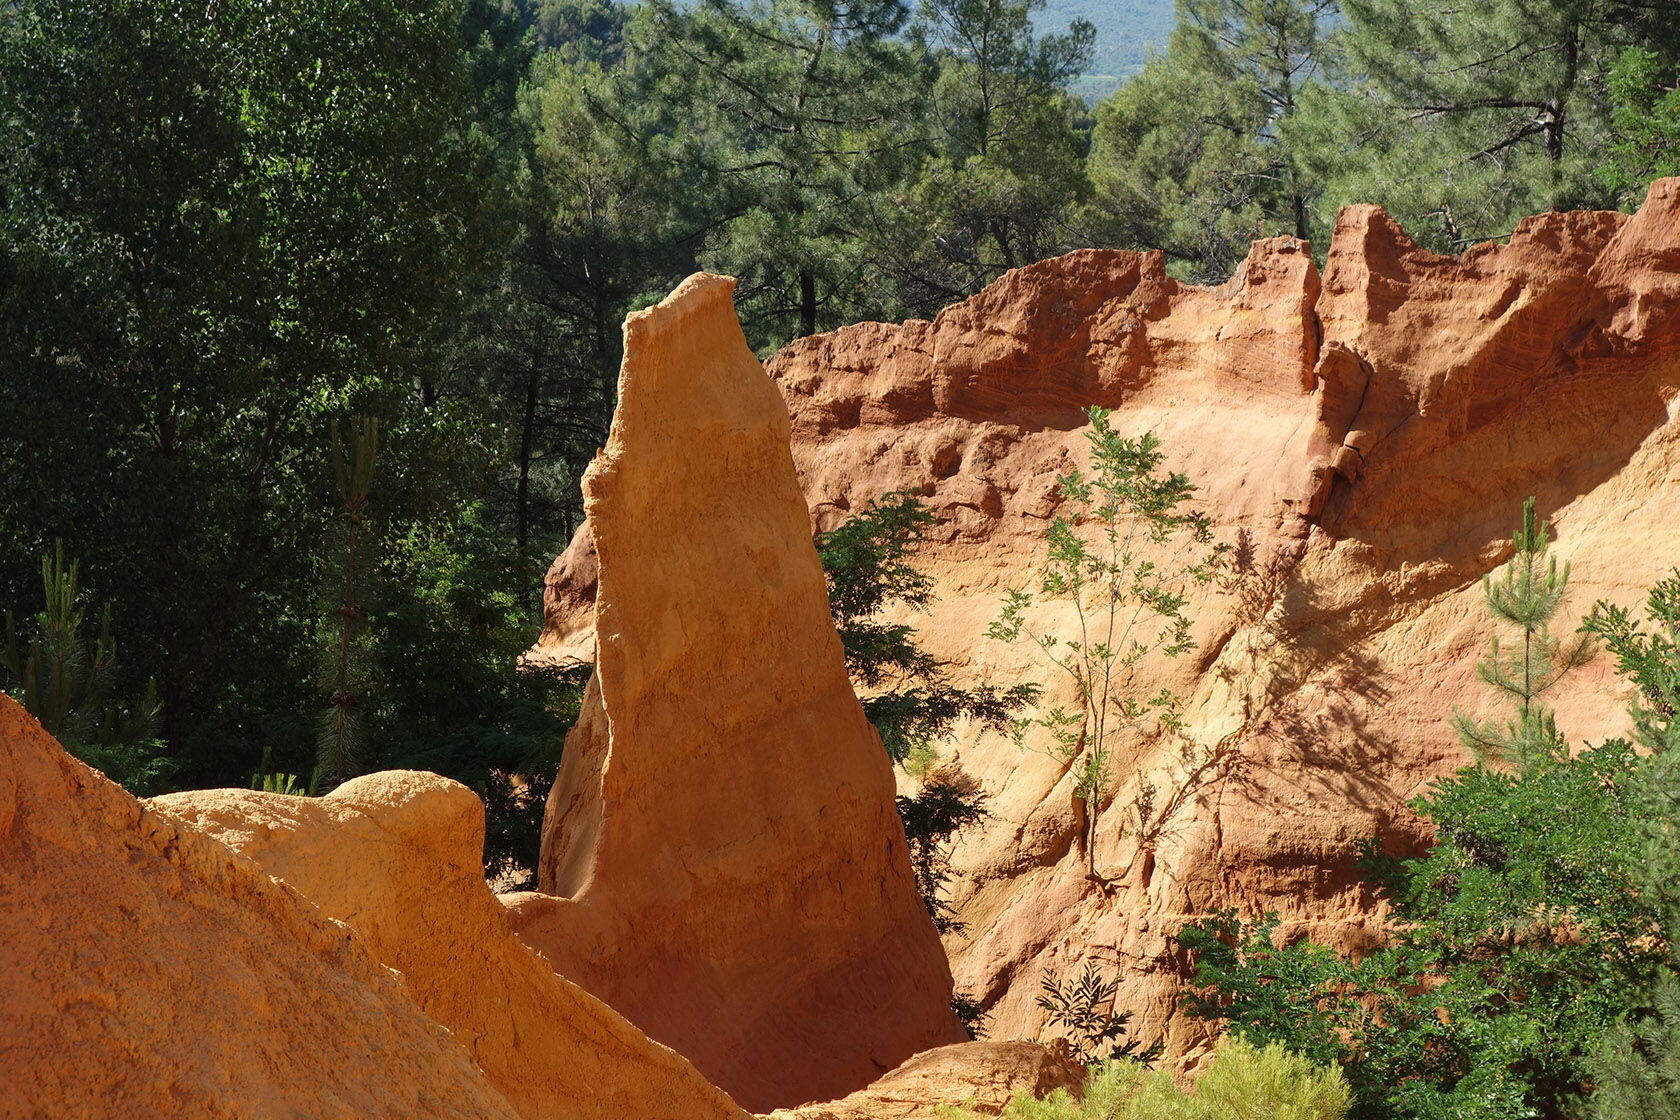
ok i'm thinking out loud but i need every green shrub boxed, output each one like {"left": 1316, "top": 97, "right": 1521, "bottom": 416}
{"left": 2, "top": 545, "right": 172, "bottom": 794}
{"left": 371, "top": 503, "right": 580, "bottom": 885}
{"left": 1167, "top": 1039, "right": 1351, "bottom": 1120}
{"left": 989, "top": 407, "right": 1227, "bottom": 884}
{"left": 1180, "top": 503, "right": 1666, "bottom": 1119}
{"left": 939, "top": 1038, "right": 1349, "bottom": 1120}
{"left": 1038, "top": 961, "right": 1157, "bottom": 1064}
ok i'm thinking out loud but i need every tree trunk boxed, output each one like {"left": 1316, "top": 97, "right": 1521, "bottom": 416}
{"left": 1547, "top": 24, "right": 1579, "bottom": 163}
{"left": 800, "top": 269, "right": 817, "bottom": 337}
{"left": 990, "top": 220, "right": 1018, "bottom": 272}
{"left": 515, "top": 350, "right": 542, "bottom": 555}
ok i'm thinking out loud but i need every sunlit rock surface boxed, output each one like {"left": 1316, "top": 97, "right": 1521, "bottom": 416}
{"left": 154, "top": 774, "right": 751, "bottom": 1120}
{"left": 0, "top": 696, "right": 521, "bottom": 1120}
{"left": 511, "top": 273, "right": 965, "bottom": 1111}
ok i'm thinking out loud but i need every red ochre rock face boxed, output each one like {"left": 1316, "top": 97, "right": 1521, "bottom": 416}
{"left": 508, "top": 273, "right": 968, "bottom": 1112}
{"left": 14, "top": 183, "right": 1679, "bottom": 1115}
{"left": 532, "top": 180, "right": 1680, "bottom": 1066}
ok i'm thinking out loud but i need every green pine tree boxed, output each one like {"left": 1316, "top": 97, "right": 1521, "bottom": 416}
{"left": 1291, "top": 0, "right": 1657, "bottom": 250}
{"left": 1586, "top": 573, "right": 1680, "bottom": 1119}
{"left": 1182, "top": 509, "right": 1670, "bottom": 1120}
{"left": 622, "top": 0, "right": 928, "bottom": 344}
{"left": 1599, "top": 47, "right": 1680, "bottom": 207}
{"left": 881, "top": 0, "right": 1093, "bottom": 309}
{"left": 1594, "top": 973, "right": 1680, "bottom": 1119}
{"left": 1450, "top": 497, "right": 1595, "bottom": 769}
{"left": 2, "top": 545, "right": 170, "bottom": 793}
{"left": 1086, "top": 0, "right": 1337, "bottom": 281}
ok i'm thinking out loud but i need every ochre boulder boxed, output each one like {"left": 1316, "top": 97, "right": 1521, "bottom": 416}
{"left": 762, "top": 1042, "right": 1085, "bottom": 1120}
{"left": 152, "top": 774, "right": 751, "bottom": 1120}
{"left": 0, "top": 695, "right": 519, "bottom": 1120}
{"left": 509, "top": 272, "right": 965, "bottom": 1111}
{"left": 532, "top": 181, "right": 1680, "bottom": 1065}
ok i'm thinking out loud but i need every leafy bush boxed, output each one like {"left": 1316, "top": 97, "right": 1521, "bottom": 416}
{"left": 1587, "top": 572, "right": 1680, "bottom": 1118}
{"left": 1181, "top": 745, "right": 1654, "bottom": 1118}
{"left": 939, "top": 1037, "right": 1349, "bottom": 1120}
{"left": 990, "top": 407, "right": 1226, "bottom": 883}
{"left": 1601, "top": 47, "right": 1680, "bottom": 205}
{"left": 820, "top": 492, "right": 1034, "bottom": 771}
{"left": 818, "top": 492, "right": 1033, "bottom": 933}
{"left": 371, "top": 503, "right": 580, "bottom": 885}
{"left": 1038, "top": 962, "right": 1157, "bottom": 1064}
{"left": 897, "top": 765, "right": 990, "bottom": 934}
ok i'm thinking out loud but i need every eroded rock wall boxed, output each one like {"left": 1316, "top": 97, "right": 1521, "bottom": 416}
{"left": 763, "top": 1041, "right": 1085, "bottom": 1120}
{"left": 532, "top": 180, "right": 1680, "bottom": 1063}
{"left": 511, "top": 273, "right": 965, "bottom": 1111}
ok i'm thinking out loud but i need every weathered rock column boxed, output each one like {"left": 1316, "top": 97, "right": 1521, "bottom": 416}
{"left": 505, "top": 273, "right": 965, "bottom": 1111}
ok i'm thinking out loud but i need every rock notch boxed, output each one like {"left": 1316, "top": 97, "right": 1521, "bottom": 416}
{"left": 507, "top": 273, "right": 966, "bottom": 1111}
{"left": 153, "top": 774, "right": 752, "bottom": 1120}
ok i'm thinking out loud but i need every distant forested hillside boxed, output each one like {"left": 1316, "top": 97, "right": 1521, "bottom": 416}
{"left": 1038, "top": 0, "right": 1173, "bottom": 96}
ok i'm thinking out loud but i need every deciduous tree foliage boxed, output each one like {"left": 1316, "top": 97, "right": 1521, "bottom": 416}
{"left": 818, "top": 493, "right": 1033, "bottom": 930}
{"left": 991, "top": 409, "right": 1224, "bottom": 883}
{"left": 0, "top": 0, "right": 483, "bottom": 782}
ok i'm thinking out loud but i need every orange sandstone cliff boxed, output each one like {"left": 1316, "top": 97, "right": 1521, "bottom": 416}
{"left": 506, "top": 273, "right": 967, "bottom": 1112}
{"left": 2, "top": 690, "right": 1059, "bottom": 1120}
{"left": 0, "top": 695, "right": 521, "bottom": 1120}
{"left": 532, "top": 179, "right": 1680, "bottom": 1064}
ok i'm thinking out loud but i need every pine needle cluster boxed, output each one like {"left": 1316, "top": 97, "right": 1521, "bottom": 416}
{"left": 1, "top": 544, "right": 169, "bottom": 792}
